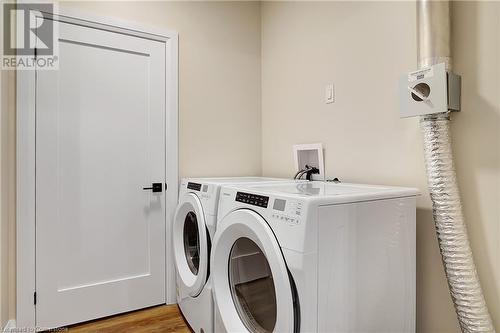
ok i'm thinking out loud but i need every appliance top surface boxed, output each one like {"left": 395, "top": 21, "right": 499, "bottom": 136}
{"left": 230, "top": 181, "right": 419, "bottom": 203}
{"left": 183, "top": 177, "right": 291, "bottom": 185}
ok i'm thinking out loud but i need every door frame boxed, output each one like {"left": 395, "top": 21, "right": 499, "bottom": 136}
{"left": 16, "top": 7, "right": 179, "bottom": 328}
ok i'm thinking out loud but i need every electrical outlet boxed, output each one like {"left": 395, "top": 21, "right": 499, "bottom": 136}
{"left": 293, "top": 143, "right": 325, "bottom": 181}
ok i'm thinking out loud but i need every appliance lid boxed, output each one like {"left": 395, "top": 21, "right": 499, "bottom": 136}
{"left": 239, "top": 181, "right": 420, "bottom": 199}
{"left": 184, "top": 177, "right": 290, "bottom": 185}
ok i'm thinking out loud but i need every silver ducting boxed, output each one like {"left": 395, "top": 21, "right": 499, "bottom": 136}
{"left": 420, "top": 115, "right": 495, "bottom": 332}
{"left": 417, "top": 0, "right": 451, "bottom": 70}
{"left": 417, "top": 1, "right": 495, "bottom": 332}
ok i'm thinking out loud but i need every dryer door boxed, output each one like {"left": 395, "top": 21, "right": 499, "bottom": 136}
{"left": 173, "top": 193, "right": 209, "bottom": 297}
{"left": 211, "top": 209, "right": 297, "bottom": 333}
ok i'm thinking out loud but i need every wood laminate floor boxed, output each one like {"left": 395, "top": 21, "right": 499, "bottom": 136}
{"left": 67, "top": 305, "right": 192, "bottom": 333}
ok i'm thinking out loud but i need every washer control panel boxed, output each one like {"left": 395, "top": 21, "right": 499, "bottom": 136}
{"left": 186, "top": 181, "right": 211, "bottom": 200}
{"left": 271, "top": 198, "right": 303, "bottom": 225}
{"left": 187, "top": 182, "right": 202, "bottom": 191}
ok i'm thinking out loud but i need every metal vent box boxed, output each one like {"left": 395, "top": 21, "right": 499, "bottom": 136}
{"left": 399, "top": 62, "right": 461, "bottom": 118}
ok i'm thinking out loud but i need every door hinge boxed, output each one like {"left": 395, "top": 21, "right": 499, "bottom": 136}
{"left": 34, "top": 291, "right": 37, "bottom": 305}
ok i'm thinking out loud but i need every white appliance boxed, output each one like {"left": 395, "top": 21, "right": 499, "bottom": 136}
{"left": 173, "top": 177, "right": 304, "bottom": 333}
{"left": 211, "top": 181, "right": 419, "bottom": 333}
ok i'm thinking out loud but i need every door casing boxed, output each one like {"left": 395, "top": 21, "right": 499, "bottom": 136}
{"left": 16, "top": 7, "right": 179, "bottom": 328}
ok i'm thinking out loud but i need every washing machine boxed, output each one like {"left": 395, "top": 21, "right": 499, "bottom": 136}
{"left": 173, "top": 177, "right": 305, "bottom": 333}
{"left": 211, "top": 181, "right": 419, "bottom": 333}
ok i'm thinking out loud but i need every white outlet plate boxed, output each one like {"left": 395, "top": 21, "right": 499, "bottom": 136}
{"left": 293, "top": 143, "right": 325, "bottom": 180}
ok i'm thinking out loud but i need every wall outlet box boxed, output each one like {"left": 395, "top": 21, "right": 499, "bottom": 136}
{"left": 293, "top": 143, "right": 325, "bottom": 180}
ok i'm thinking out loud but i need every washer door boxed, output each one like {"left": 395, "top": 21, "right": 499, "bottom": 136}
{"left": 212, "top": 209, "right": 296, "bottom": 333}
{"left": 173, "top": 193, "right": 209, "bottom": 297}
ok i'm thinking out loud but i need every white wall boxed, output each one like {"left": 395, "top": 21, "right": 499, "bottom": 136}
{"left": 451, "top": 1, "right": 500, "bottom": 330}
{"left": 261, "top": 1, "right": 499, "bottom": 332}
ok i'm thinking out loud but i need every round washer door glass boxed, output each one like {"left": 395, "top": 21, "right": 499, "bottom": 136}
{"left": 183, "top": 211, "right": 200, "bottom": 275}
{"left": 229, "top": 237, "right": 277, "bottom": 333}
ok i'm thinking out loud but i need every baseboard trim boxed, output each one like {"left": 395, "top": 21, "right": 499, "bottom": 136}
{"left": 2, "top": 319, "right": 16, "bottom": 332}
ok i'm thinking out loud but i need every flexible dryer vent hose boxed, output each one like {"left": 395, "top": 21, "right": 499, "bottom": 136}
{"left": 420, "top": 114, "right": 495, "bottom": 332}
{"left": 417, "top": 1, "right": 495, "bottom": 331}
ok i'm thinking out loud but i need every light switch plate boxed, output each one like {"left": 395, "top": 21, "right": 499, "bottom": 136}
{"left": 325, "top": 84, "right": 335, "bottom": 104}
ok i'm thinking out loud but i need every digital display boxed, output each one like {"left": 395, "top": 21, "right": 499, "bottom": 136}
{"left": 273, "top": 199, "right": 286, "bottom": 211}
{"left": 236, "top": 192, "right": 269, "bottom": 208}
{"left": 187, "top": 182, "right": 202, "bottom": 191}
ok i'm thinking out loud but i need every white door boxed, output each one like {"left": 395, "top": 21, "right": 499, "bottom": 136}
{"left": 211, "top": 209, "right": 298, "bottom": 333}
{"left": 36, "top": 20, "right": 166, "bottom": 328}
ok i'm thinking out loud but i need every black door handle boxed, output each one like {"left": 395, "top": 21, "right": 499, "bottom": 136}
{"left": 143, "top": 183, "right": 163, "bottom": 193}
